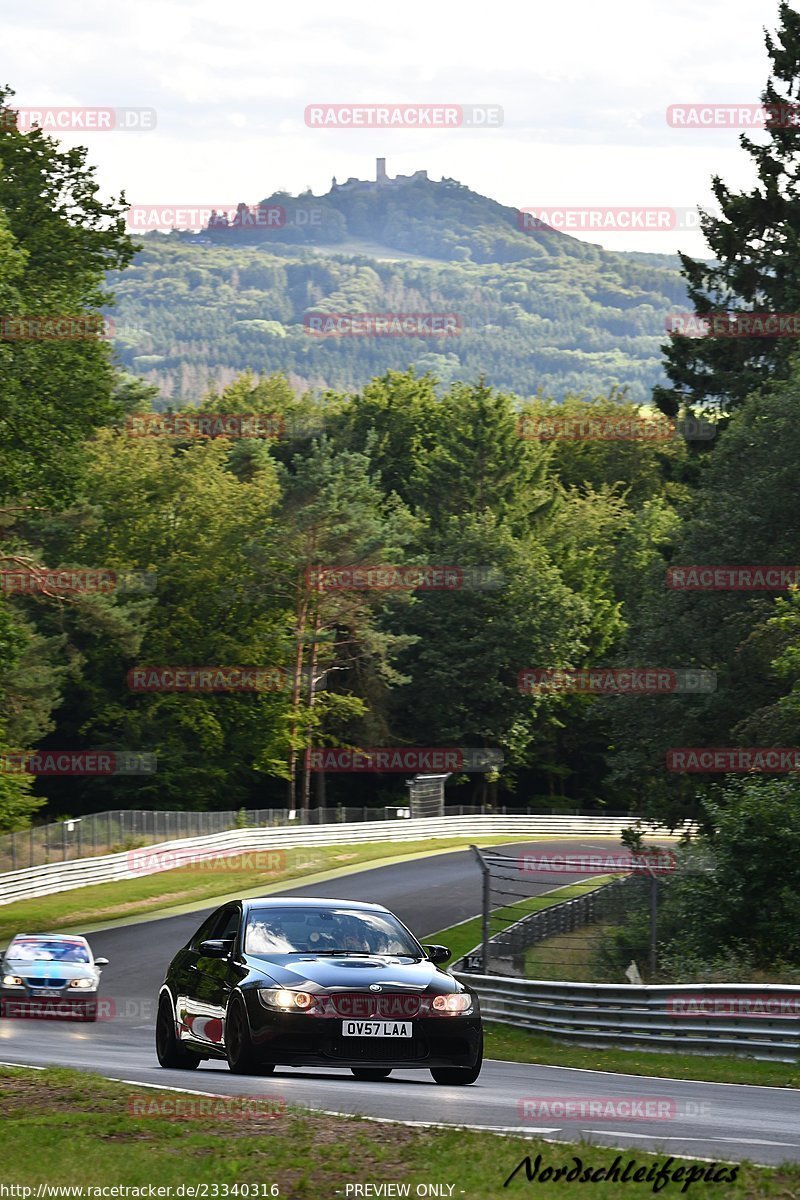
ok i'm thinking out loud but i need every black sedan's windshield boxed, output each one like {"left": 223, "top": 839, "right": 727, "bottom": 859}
{"left": 244, "top": 907, "right": 421, "bottom": 958}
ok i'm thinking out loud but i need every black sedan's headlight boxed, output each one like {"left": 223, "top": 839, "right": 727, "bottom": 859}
{"left": 432, "top": 993, "right": 473, "bottom": 1015}
{"left": 258, "top": 987, "right": 315, "bottom": 1011}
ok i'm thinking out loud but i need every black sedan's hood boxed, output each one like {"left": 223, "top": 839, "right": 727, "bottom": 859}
{"left": 246, "top": 954, "right": 451, "bottom": 991}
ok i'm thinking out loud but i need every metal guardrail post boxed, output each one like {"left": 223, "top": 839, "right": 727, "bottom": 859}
{"left": 471, "top": 845, "right": 490, "bottom": 973}
{"left": 649, "top": 873, "right": 659, "bottom": 977}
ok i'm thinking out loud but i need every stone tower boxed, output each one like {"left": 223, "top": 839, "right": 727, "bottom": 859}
{"left": 376, "top": 157, "right": 388, "bottom": 184}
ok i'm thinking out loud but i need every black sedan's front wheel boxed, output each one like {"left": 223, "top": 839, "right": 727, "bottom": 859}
{"left": 225, "top": 995, "right": 274, "bottom": 1075}
{"left": 351, "top": 1067, "right": 392, "bottom": 1081}
{"left": 156, "top": 993, "right": 200, "bottom": 1070}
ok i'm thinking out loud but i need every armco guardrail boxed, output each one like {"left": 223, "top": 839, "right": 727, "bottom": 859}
{"left": 0, "top": 814, "right": 689, "bottom": 907}
{"left": 454, "top": 975, "right": 800, "bottom": 1060}
{"left": 0, "top": 805, "right": 651, "bottom": 872}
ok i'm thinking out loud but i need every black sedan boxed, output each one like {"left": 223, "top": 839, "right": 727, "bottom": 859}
{"left": 156, "top": 896, "right": 482, "bottom": 1084}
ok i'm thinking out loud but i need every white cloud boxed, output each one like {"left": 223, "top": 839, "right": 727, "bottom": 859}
{"left": 0, "top": 0, "right": 782, "bottom": 253}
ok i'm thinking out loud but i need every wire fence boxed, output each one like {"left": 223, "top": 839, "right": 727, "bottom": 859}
{"left": 463, "top": 845, "right": 679, "bottom": 981}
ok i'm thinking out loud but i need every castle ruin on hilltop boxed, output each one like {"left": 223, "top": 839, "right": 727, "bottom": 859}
{"left": 331, "top": 158, "right": 429, "bottom": 193}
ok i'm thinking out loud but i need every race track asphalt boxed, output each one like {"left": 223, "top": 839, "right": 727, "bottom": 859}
{"left": 2, "top": 838, "right": 799, "bottom": 1167}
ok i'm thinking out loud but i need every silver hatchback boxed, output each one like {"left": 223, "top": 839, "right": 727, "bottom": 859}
{"left": 1, "top": 933, "right": 109, "bottom": 1022}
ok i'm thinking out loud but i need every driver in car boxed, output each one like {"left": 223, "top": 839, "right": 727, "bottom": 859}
{"left": 60, "top": 945, "right": 88, "bottom": 962}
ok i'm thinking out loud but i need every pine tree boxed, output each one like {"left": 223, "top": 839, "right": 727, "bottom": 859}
{"left": 654, "top": 3, "right": 800, "bottom": 416}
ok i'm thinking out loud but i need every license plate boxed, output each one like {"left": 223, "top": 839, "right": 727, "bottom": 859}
{"left": 342, "top": 1020, "right": 411, "bottom": 1038}
{"left": 31, "top": 988, "right": 61, "bottom": 997}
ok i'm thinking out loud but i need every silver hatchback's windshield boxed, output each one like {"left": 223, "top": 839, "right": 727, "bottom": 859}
{"left": 7, "top": 938, "right": 90, "bottom": 963}
{"left": 244, "top": 907, "right": 421, "bottom": 957}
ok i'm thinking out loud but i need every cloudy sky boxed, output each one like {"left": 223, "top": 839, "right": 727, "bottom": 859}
{"left": 2, "top": 0, "right": 785, "bottom": 254}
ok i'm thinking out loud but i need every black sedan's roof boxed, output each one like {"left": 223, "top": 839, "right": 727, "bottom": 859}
{"left": 241, "top": 897, "right": 388, "bottom": 913}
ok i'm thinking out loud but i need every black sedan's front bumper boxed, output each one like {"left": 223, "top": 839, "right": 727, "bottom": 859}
{"left": 242, "top": 993, "right": 482, "bottom": 1069}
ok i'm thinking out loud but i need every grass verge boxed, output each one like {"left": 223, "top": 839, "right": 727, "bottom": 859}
{"left": 521, "top": 918, "right": 619, "bottom": 981}
{"left": 0, "top": 1065, "right": 795, "bottom": 1198}
{"left": 0, "top": 834, "right": 539, "bottom": 946}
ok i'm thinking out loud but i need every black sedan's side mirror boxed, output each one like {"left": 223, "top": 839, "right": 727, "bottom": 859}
{"left": 94, "top": 957, "right": 109, "bottom": 967}
{"left": 424, "top": 944, "right": 451, "bottom": 965}
{"left": 198, "top": 939, "right": 232, "bottom": 958}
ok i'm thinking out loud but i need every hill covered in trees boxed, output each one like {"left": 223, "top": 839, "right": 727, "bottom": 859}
{"left": 111, "top": 170, "right": 690, "bottom": 403}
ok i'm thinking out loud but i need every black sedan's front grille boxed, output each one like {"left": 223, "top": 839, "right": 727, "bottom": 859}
{"left": 326, "top": 1036, "right": 428, "bottom": 1062}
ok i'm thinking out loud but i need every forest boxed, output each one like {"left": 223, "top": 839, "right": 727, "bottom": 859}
{"left": 110, "top": 183, "right": 687, "bottom": 403}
